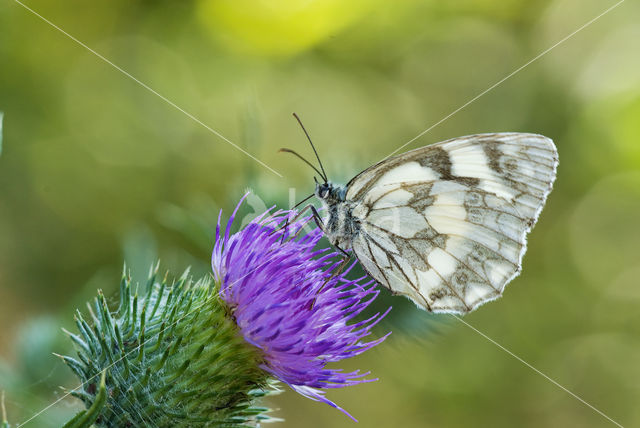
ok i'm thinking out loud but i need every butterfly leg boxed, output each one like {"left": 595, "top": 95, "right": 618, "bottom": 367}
{"left": 275, "top": 204, "right": 315, "bottom": 243}
{"left": 309, "top": 255, "right": 352, "bottom": 310}
{"left": 335, "top": 244, "right": 350, "bottom": 258}
{"left": 324, "top": 254, "right": 351, "bottom": 285}
{"left": 277, "top": 193, "right": 316, "bottom": 243}
{"left": 309, "top": 205, "right": 325, "bottom": 233}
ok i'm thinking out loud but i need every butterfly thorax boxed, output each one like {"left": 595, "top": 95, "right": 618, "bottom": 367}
{"left": 314, "top": 182, "right": 359, "bottom": 250}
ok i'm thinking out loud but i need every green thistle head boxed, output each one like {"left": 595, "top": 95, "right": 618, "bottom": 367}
{"left": 61, "top": 265, "right": 278, "bottom": 428}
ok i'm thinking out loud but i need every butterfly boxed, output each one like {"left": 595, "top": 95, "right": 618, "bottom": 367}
{"left": 282, "top": 114, "right": 558, "bottom": 314}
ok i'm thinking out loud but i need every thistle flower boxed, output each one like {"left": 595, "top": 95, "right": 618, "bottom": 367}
{"left": 61, "top": 197, "right": 389, "bottom": 427}
{"left": 212, "top": 199, "right": 391, "bottom": 421}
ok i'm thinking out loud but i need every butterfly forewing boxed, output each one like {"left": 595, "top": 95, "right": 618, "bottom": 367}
{"left": 346, "top": 133, "right": 558, "bottom": 313}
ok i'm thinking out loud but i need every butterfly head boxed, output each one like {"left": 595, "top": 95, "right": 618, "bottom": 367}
{"left": 314, "top": 180, "right": 346, "bottom": 203}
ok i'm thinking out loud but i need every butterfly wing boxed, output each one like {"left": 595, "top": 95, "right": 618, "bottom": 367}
{"left": 346, "top": 133, "right": 558, "bottom": 313}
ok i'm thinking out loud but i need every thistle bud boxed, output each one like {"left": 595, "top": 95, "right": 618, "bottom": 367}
{"left": 62, "top": 265, "right": 277, "bottom": 427}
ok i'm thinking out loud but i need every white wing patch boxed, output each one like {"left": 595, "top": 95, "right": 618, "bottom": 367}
{"left": 346, "top": 133, "right": 558, "bottom": 314}
{"left": 375, "top": 161, "right": 439, "bottom": 189}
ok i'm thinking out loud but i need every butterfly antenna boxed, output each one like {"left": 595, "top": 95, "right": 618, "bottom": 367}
{"left": 279, "top": 148, "right": 327, "bottom": 180}
{"left": 292, "top": 113, "right": 328, "bottom": 183}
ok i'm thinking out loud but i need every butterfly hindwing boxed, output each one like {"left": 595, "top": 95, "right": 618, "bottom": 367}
{"left": 346, "top": 133, "right": 558, "bottom": 313}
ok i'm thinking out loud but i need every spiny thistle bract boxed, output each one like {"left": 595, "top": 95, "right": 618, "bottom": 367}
{"left": 61, "top": 266, "right": 277, "bottom": 427}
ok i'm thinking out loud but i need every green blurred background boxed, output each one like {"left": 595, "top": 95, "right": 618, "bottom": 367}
{"left": 1, "top": 0, "right": 639, "bottom": 426}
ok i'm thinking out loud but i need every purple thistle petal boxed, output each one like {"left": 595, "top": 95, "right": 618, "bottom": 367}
{"left": 212, "top": 197, "right": 391, "bottom": 420}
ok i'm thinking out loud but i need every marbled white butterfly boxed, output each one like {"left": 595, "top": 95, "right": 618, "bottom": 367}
{"left": 283, "top": 114, "right": 558, "bottom": 314}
